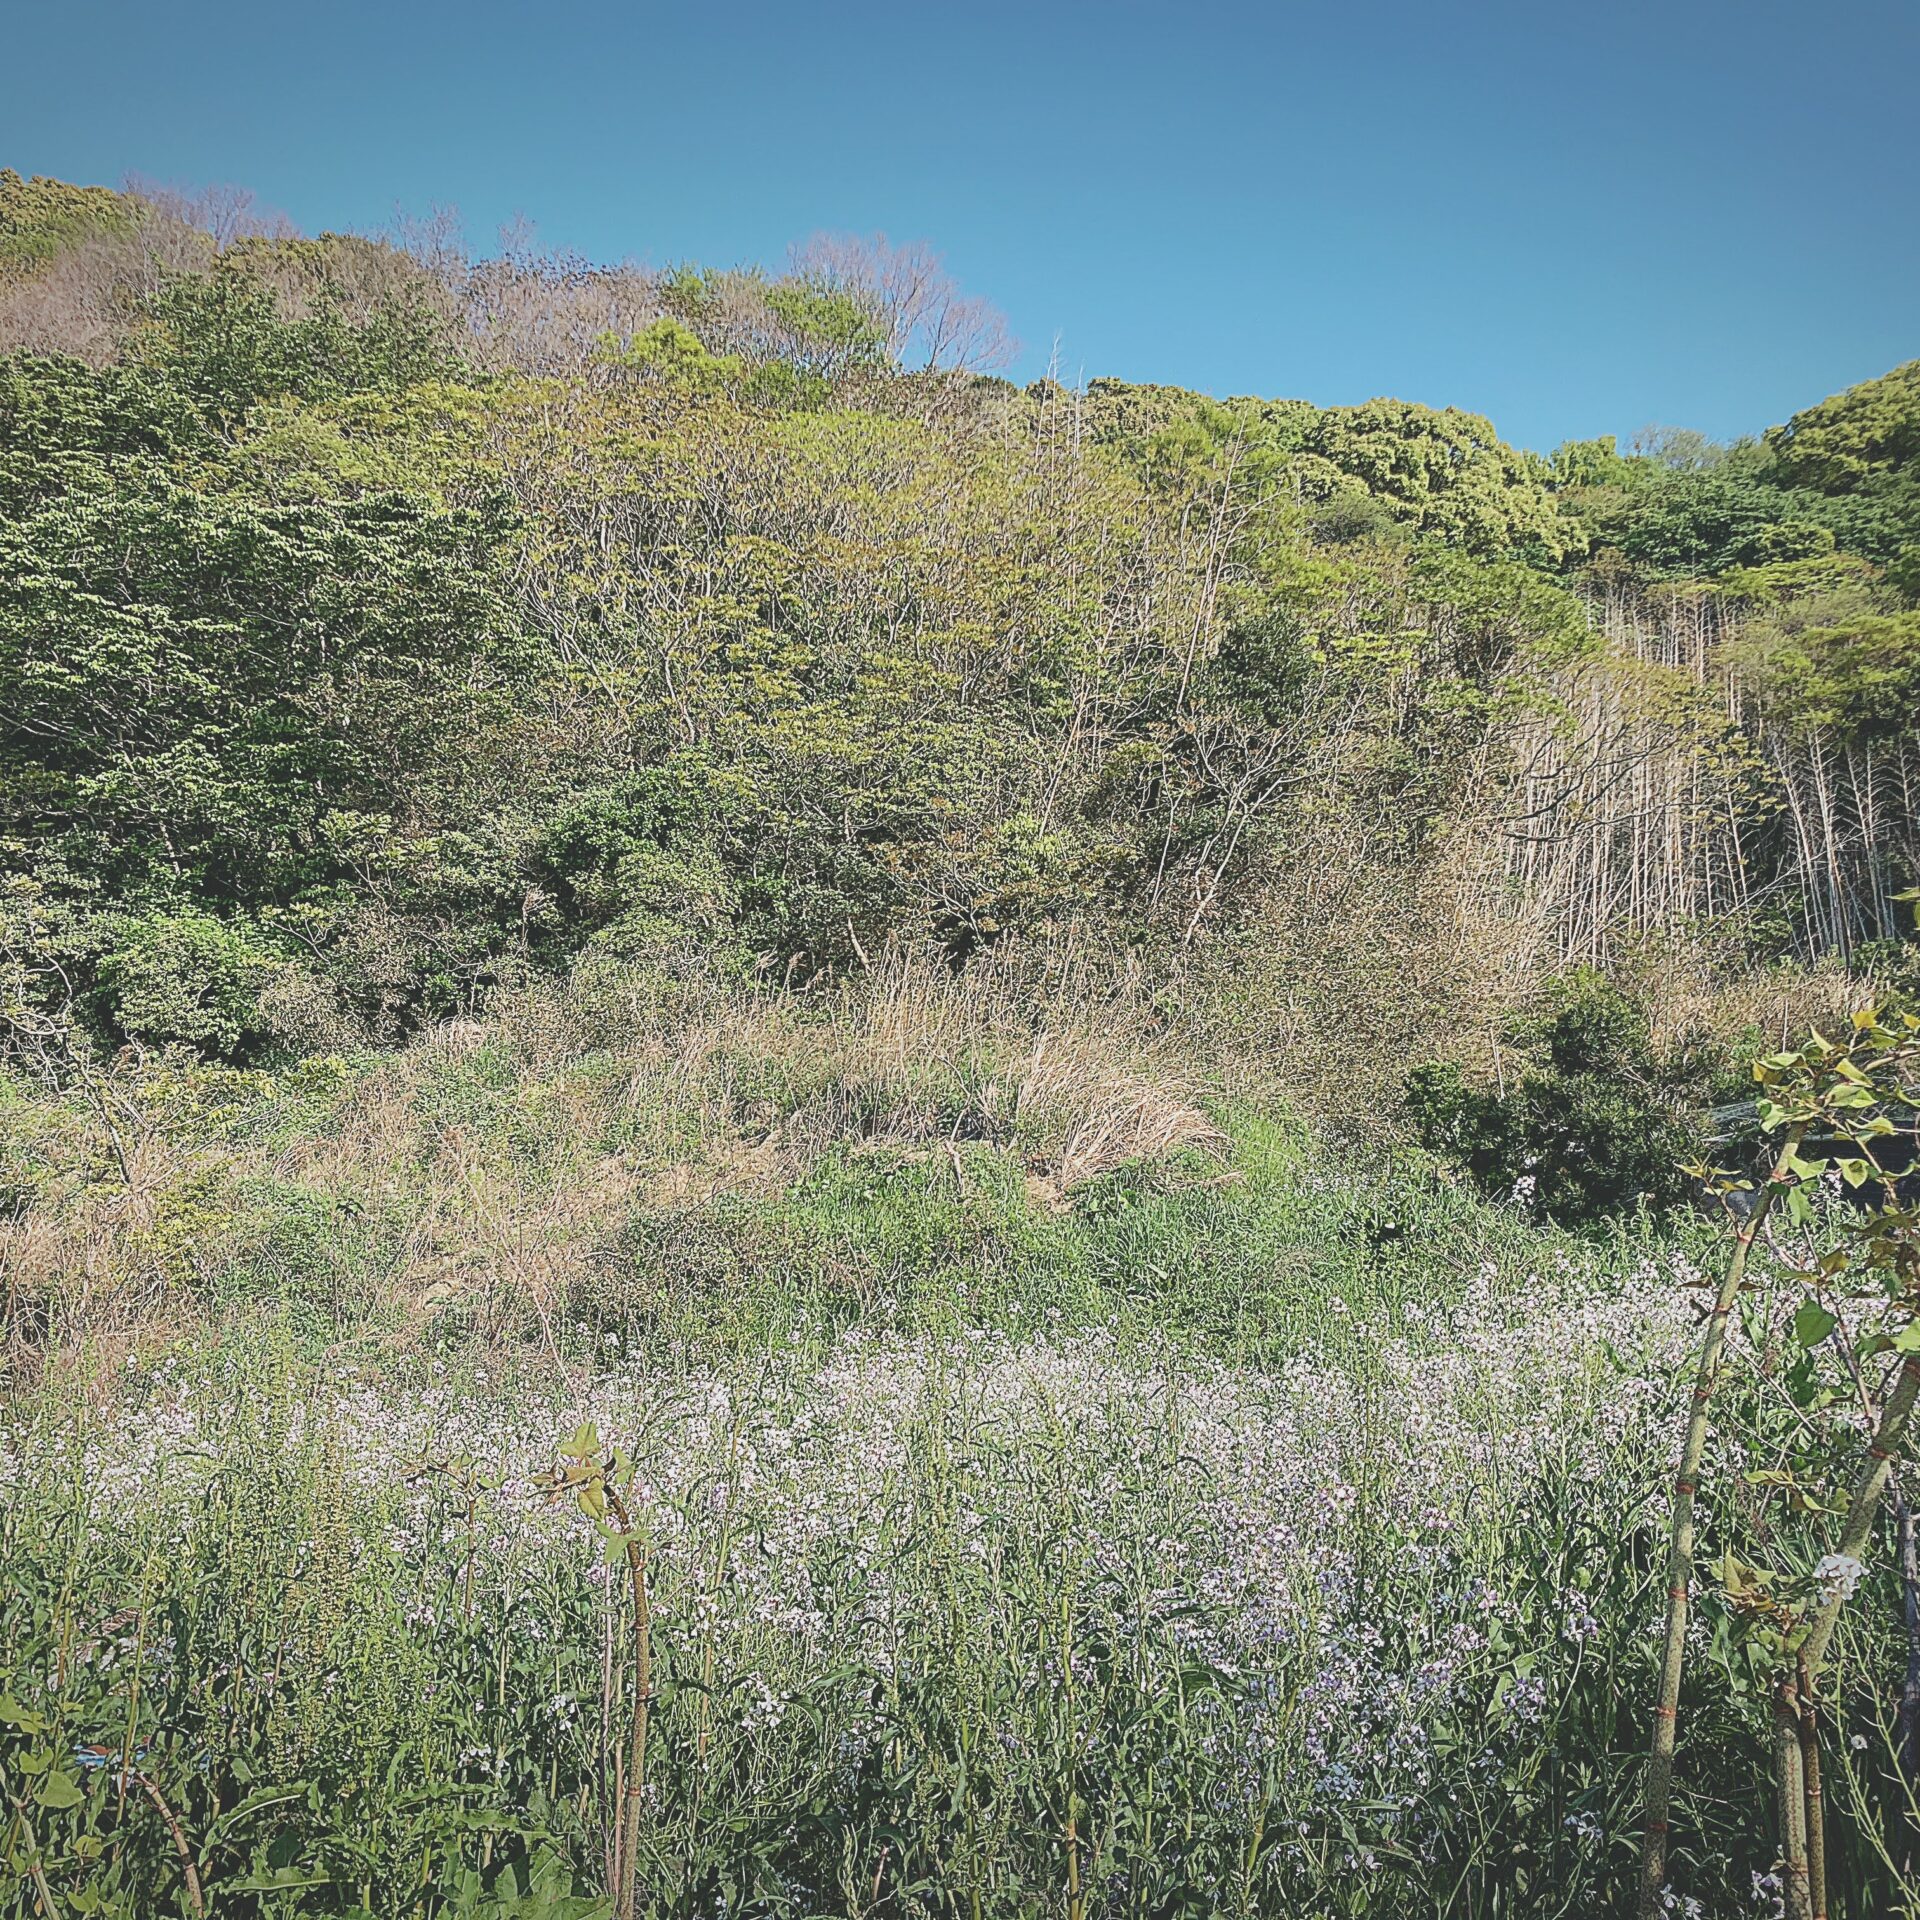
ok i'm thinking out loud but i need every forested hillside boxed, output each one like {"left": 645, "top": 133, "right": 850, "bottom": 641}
{"left": 2, "top": 170, "right": 1918, "bottom": 1920}
{"left": 2, "top": 167, "right": 1914, "bottom": 1076}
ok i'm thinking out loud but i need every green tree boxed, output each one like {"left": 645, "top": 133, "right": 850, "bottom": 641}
{"left": 1305, "top": 398, "right": 1575, "bottom": 562}
{"left": 1405, "top": 973, "right": 1705, "bottom": 1225}
{"left": 0, "top": 471, "right": 530, "bottom": 909}
{"left": 91, "top": 907, "right": 285, "bottom": 1055}
{"left": 1752, "top": 611, "right": 1920, "bottom": 737}
{"left": 1766, "top": 359, "right": 1920, "bottom": 493}
{"left": 133, "top": 248, "right": 462, "bottom": 432}
{"left": 0, "top": 168, "right": 132, "bottom": 273}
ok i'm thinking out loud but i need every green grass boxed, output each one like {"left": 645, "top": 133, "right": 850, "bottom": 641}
{"left": 0, "top": 988, "right": 1892, "bottom": 1918}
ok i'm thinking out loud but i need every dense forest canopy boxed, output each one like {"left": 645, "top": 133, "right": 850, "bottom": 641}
{"left": 0, "top": 166, "right": 1916, "bottom": 1072}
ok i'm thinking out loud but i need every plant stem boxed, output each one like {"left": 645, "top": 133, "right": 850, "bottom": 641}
{"left": 1796, "top": 1650, "right": 1827, "bottom": 1920}
{"left": 1774, "top": 1672, "right": 1811, "bottom": 1920}
{"left": 1802, "top": 1354, "right": 1920, "bottom": 1678}
{"left": 1638, "top": 1129, "right": 1802, "bottom": 1918}
{"left": 1897, "top": 1478, "right": 1920, "bottom": 1882}
{"left": 1065, "top": 1800, "right": 1083, "bottom": 1920}
{"left": 603, "top": 1479, "right": 652, "bottom": 1920}
{"left": 133, "top": 1773, "right": 206, "bottom": 1920}
{"left": 1771, "top": 1350, "right": 1920, "bottom": 1920}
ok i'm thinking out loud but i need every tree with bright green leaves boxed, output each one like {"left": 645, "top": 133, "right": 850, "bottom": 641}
{"left": 1305, "top": 397, "right": 1577, "bottom": 562}
{"left": 1767, "top": 360, "right": 1920, "bottom": 494}
{"left": 1752, "top": 611, "right": 1920, "bottom": 737}
{"left": 655, "top": 263, "right": 891, "bottom": 384}
{"left": 0, "top": 168, "right": 133, "bottom": 273}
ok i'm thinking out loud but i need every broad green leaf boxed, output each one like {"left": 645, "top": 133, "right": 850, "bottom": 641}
{"left": 38, "top": 1769, "right": 86, "bottom": 1809}
{"left": 1792, "top": 1300, "right": 1838, "bottom": 1347}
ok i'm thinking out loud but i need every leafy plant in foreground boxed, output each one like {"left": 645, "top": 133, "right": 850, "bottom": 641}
{"left": 1639, "top": 999, "right": 1920, "bottom": 1918}
{"left": 549, "top": 1425, "right": 653, "bottom": 1920}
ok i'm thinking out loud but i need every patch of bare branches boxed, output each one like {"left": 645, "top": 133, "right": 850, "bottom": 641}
{"left": 789, "top": 231, "right": 1016, "bottom": 375}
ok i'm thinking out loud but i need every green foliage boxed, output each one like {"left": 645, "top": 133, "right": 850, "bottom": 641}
{"left": 0, "top": 472, "right": 526, "bottom": 891}
{"left": 1750, "top": 610, "right": 1920, "bottom": 738}
{"left": 1085, "top": 379, "right": 1573, "bottom": 561}
{"left": 1614, "top": 469, "right": 1836, "bottom": 575}
{"left": 0, "top": 354, "right": 200, "bottom": 515}
{"left": 132, "top": 247, "right": 463, "bottom": 430}
{"left": 92, "top": 908, "right": 284, "bottom": 1056}
{"left": 0, "top": 402, "right": 537, "bottom": 1033}
{"left": 1766, "top": 359, "right": 1920, "bottom": 493}
{"left": 527, "top": 768, "right": 741, "bottom": 961}
{"left": 656, "top": 262, "right": 890, "bottom": 384}
{"left": 1306, "top": 397, "right": 1574, "bottom": 561}
{"left": 1405, "top": 971, "right": 1704, "bottom": 1225}
{"left": 1593, "top": 363, "right": 1920, "bottom": 578}
{"left": 2, "top": 172, "right": 1911, "bottom": 1061}
{"left": 0, "top": 169, "right": 132, "bottom": 272}
{"left": 602, "top": 315, "right": 737, "bottom": 393}
{"left": 1548, "top": 433, "right": 1645, "bottom": 492}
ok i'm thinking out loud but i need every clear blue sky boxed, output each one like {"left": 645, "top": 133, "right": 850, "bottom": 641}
{"left": 5, "top": 0, "right": 1915, "bottom": 451}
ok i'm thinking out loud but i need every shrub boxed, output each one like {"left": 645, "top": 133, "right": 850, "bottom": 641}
{"left": 1404, "top": 970, "right": 1702, "bottom": 1225}
{"left": 92, "top": 908, "right": 284, "bottom": 1058}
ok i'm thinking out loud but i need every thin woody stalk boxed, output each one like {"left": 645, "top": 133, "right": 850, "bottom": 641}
{"left": 1800, "top": 1353, "right": 1920, "bottom": 1679}
{"left": 1774, "top": 1674, "right": 1810, "bottom": 1920}
{"left": 1638, "top": 1127, "right": 1805, "bottom": 1920}
{"left": 132, "top": 1772, "right": 205, "bottom": 1920}
{"left": 1770, "top": 1343, "right": 1920, "bottom": 1905}
{"left": 1896, "top": 1484, "right": 1920, "bottom": 1790}
{"left": 1796, "top": 1650, "right": 1826, "bottom": 1920}
{"left": 602, "top": 1479, "right": 652, "bottom": 1920}
{"left": 1762, "top": 1334, "right": 1917, "bottom": 1920}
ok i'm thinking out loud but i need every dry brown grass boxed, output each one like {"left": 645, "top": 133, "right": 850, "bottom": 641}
{"left": 1190, "top": 809, "right": 1890, "bottom": 1133}
{"left": 1631, "top": 945, "right": 1875, "bottom": 1056}
{"left": 646, "top": 950, "right": 1218, "bottom": 1187}
{"left": 8, "top": 912, "right": 1879, "bottom": 1383}
{"left": 1187, "top": 826, "right": 1546, "bottom": 1124}
{"left": 2, "top": 950, "right": 1219, "bottom": 1377}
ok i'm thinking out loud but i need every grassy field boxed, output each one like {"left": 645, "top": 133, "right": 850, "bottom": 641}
{"left": 4, "top": 962, "right": 1911, "bottom": 1918}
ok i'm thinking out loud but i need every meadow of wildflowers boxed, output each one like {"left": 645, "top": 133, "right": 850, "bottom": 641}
{"left": 7, "top": 1214, "right": 1909, "bottom": 1918}
{"left": 4, "top": 975, "right": 1917, "bottom": 1917}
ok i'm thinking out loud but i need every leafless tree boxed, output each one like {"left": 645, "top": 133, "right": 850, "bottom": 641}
{"left": 458, "top": 219, "right": 660, "bottom": 376}
{"left": 788, "top": 231, "right": 1015, "bottom": 374}
{"left": 384, "top": 202, "right": 470, "bottom": 281}
{"left": 124, "top": 174, "right": 297, "bottom": 250}
{"left": 0, "top": 182, "right": 220, "bottom": 360}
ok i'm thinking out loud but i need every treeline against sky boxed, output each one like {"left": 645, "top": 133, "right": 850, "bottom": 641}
{"left": 1, "top": 166, "right": 1916, "bottom": 1074}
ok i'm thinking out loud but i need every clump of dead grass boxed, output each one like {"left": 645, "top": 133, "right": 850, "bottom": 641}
{"left": 2, "top": 947, "right": 1220, "bottom": 1374}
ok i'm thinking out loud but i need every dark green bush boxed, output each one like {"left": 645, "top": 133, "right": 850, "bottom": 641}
{"left": 1405, "top": 971, "right": 1702, "bottom": 1226}
{"left": 92, "top": 908, "right": 284, "bottom": 1058}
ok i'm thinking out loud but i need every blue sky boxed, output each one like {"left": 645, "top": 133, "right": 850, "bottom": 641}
{"left": 5, "top": 0, "right": 1915, "bottom": 451}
